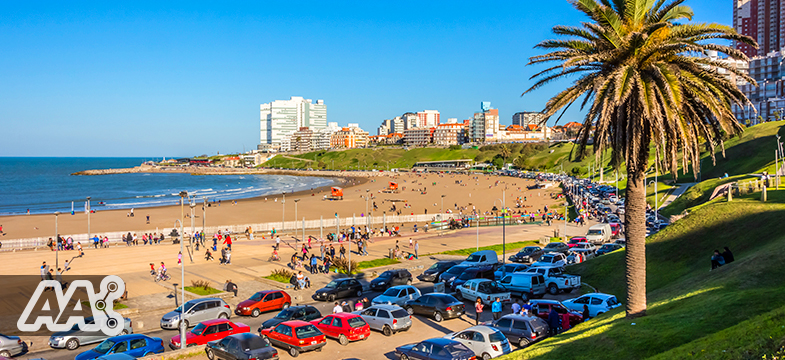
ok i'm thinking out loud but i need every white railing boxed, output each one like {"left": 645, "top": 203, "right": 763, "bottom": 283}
{"left": 0, "top": 213, "right": 452, "bottom": 250}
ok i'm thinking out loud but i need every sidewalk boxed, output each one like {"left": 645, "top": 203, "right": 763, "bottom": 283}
{"left": 659, "top": 182, "right": 696, "bottom": 209}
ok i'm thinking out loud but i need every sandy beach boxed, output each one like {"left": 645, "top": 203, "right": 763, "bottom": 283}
{"left": 0, "top": 172, "right": 563, "bottom": 242}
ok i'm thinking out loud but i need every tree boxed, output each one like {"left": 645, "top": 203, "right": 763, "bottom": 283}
{"left": 524, "top": 0, "right": 755, "bottom": 318}
{"left": 499, "top": 145, "right": 512, "bottom": 168}
{"left": 513, "top": 155, "right": 527, "bottom": 169}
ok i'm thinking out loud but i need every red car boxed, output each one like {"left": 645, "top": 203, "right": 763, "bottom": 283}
{"left": 530, "top": 299, "right": 584, "bottom": 327}
{"left": 235, "top": 290, "right": 292, "bottom": 317}
{"left": 169, "top": 319, "right": 250, "bottom": 349}
{"left": 260, "top": 320, "right": 326, "bottom": 357}
{"left": 310, "top": 313, "right": 370, "bottom": 346}
{"left": 567, "top": 236, "right": 587, "bottom": 248}
{"left": 609, "top": 223, "right": 621, "bottom": 238}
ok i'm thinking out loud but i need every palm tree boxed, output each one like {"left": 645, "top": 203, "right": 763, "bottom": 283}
{"left": 525, "top": 0, "right": 755, "bottom": 318}
{"left": 513, "top": 155, "right": 527, "bottom": 169}
{"left": 500, "top": 145, "right": 512, "bottom": 168}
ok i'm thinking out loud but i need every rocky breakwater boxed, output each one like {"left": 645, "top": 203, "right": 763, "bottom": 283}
{"left": 72, "top": 164, "right": 388, "bottom": 178}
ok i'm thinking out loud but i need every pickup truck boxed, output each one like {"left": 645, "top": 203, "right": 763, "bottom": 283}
{"left": 523, "top": 266, "right": 581, "bottom": 295}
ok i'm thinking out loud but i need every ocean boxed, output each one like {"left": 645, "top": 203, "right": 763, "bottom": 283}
{"left": 0, "top": 157, "right": 338, "bottom": 215}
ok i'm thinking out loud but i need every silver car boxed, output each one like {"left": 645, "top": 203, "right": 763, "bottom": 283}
{"left": 371, "top": 285, "right": 421, "bottom": 307}
{"left": 48, "top": 317, "right": 133, "bottom": 350}
{"left": 160, "top": 298, "right": 230, "bottom": 329}
{"left": 444, "top": 325, "right": 512, "bottom": 359}
{"left": 355, "top": 304, "right": 412, "bottom": 336}
{"left": 0, "top": 333, "right": 27, "bottom": 357}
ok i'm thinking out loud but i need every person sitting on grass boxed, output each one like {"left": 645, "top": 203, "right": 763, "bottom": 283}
{"left": 711, "top": 250, "right": 726, "bottom": 270}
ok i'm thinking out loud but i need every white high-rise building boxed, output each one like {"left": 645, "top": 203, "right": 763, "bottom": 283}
{"left": 417, "top": 110, "right": 440, "bottom": 128}
{"left": 260, "top": 96, "right": 327, "bottom": 149}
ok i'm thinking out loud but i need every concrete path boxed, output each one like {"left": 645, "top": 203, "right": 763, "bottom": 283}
{"left": 658, "top": 182, "right": 696, "bottom": 210}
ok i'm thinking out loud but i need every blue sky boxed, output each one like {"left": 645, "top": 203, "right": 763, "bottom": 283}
{"left": 0, "top": 1, "right": 730, "bottom": 157}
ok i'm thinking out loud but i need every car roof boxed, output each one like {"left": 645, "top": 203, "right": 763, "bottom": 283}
{"left": 545, "top": 242, "right": 565, "bottom": 246}
{"left": 461, "top": 325, "right": 500, "bottom": 334}
{"left": 280, "top": 320, "right": 311, "bottom": 327}
{"left": 228, "top": 333, "right": 258, "bottom": 340}
{"left": 334, "top": 278, "right": 355, "bottom": 282}
{"left": 585, "top": 293, "right": 615, "bottom": 299}
{"left": 501, "top": 314, "right": 539, "bottom": 321}
{"left": 368, "top": 304, "right": 404, "bottom": 311}
{"left": 530, "top": 299, "right": 560, "bottom": 305}
{"left": 465, "top": 278, "right": 493, "bottom": 284}
{"left": 388, "top": 285, "right": 416, "bottom": 290}
{"left": 423, "top": 337, "right": 460, "bottom": 346}
{"left": 107, "top": 334, "right": 149, "bottom": 341}
{"left": 200, "top": 319, "right": 232, "bottom": 326}
{"left": 327, "top": 312, "right": 362, "bottom": 319}
{"left": 256, "top": 290, "right": 279, "bottom": 294}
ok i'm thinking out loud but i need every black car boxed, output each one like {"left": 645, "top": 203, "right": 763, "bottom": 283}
{"left": 258, "top": 305, "right": 322, "bottom": 332}
{"left": 542, "top": 242, "right": 570, "bottom": 254}
{"left": 370, "top": 269, "right": 413, "bottom": 291}
{"left": 404, "top": 293, "right": 465, "bottom": 322}
{"left": 490, "top": 314, "right": 549, "bottom": 348}
{"left": 417, "top": 261, "right": 460, "bottom": 282}
{"left": 438, "top": 265, "right": 471, "bottom": 287}
{"left": 508, "top": 246, "right": 544, "bottom": 263}
{"left": 450, "top": 266, "right": 495, "bottom": 291}
{"left": 205, "top": 333, "right": 278, "bottom": 360}
{"left": 312, "top": 278, "right": 363, "bottom": 302}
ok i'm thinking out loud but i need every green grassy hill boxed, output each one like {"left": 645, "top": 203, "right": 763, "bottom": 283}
{"left": 504, "top": 194, "right": 785, "bottom": 360}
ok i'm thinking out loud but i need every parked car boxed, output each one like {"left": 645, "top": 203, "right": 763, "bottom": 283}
{"left": 355, "top": 304, "right": 413, "bottom": 336}
{"left": 260, "top": 320, "right": 325, "bottom": 357}
{"left": 566, "top": 237, "right": 587, "bottom": 248}
{"left": 49, "top": 317, "right": 133, "bottom": 350}
{"left": 204, "top": 333, "right": 278, "bottom": 360}
{"left": 0, "top": 334, "right": 27, "bottom": 357}
{"left": 438, "top": 265, "right": 472, "bottom": 286}
{"left": 494, "top": 263, "right": 528, "bottom": 281}
{"left": 75, "top": 334, "right": 164, "bottom": 360}
{"left": 161, "top": 298, "right": 231, "bottom": 329}
{"left": 395, "top": 338, "right": 476, "bottom": 360}
{"left": 311, "top": 278, "right": 363, "bottom": 302}
{"left": 93, "top": 354, "right": 136, "bottom": 360}
{"left": 608, "top": 223, "right": 621, "bottom": 238}
{"left": 235, "top": 291, "right": 291, "bottom": 317}
{"left": 498, "top": 273, "right": 546, "bottom": 301}
{"left": 541, "top": 242, "right": 570, "bottom": 254}
{"left": 444, "top": 325, "right": 511, "bottom": 359}
{"left": 404, "top": 294, "right": 465, "bottom": 322}
{"left": 508, "top": 246, "right": 544, "bottom": 264}
{"left": 457, "top": 279, "right": 511, "bottom": 306}
{"left": 310, "top": 313, "right": 371, "bottom": 346}
{"left": 562, "top": 293, "right": 621, "bottom": 317}
{"left": 531, "top": 253, "right": 567, "bottom": 268}
{"left": 572, "top": 242, "right": 596, "bottom": 252}
{"left": 523, "top": 266, "right": 580, "bottom": 295}
{"left": 595, "top": 243, "right": 624, "bottom": 256}
{"left": 586, "top": 224, "right": 612, "bottom": 244}
{"left": 616, "top": 206, "right": 625, "bottom": 215}
{"left": 370, "top": 269, "right": 413, "bottom": 291}
{"left": 417, "top": 261, "right": 461, "bottom": 282}
{"left": 258, "top": 305, "right": 322, "bottom": 332}
{"left": 451, "top": 266, "right": 496, "bottom": 291}
{"left": 488, "top": 314, "right": 549, "bottom": 348}
{"left": 529, "top": 300, "right": 583, "bottom": 327}
{"left": 169, "top": 319, "right": 250, "bottom": 349}
{"left": 459, "top": 250, "right": 500, "bottom": 267}
{"left": 372, "top": 285, "right": 422, "bottom": 307}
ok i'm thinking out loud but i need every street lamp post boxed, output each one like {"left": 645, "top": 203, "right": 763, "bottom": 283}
{"left": 54, "top": 211, "right": 60, "bottom": 270}
{"left": 86, "top": 196, "right": 91, "bottom": 244}
{"left": 282, "top": 194, "right": 286, "bottom": 234}
{"left": 294, "top": 199, "right": 300, "bottom": 242}
{"left": 440, "top": 195, "right": 446, "bottom": 235}
{"left": 202, "top": 197, "right": 207, "bottom": 234}
{"left": 177, "top": 190, "right": 188, "bottom": 350}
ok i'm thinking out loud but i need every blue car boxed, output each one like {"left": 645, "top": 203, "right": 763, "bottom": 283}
{"left": 76, "top": 334, "right": 164, "bottom": 360}
{"left": 494, "top": 263, "right": 529, "bottom": 281}
{"left": 395, "top": 338, "right": 475, "bottom": 360}
{"left": 95, "top": 354, "right": 136, "bottom": 360}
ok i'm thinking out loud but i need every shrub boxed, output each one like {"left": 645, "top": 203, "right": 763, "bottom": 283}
{"left": 190, "top": 279, "right": 211, "bottom": 290}
{"left": 332, "top": 258, "right": 358, "bottom": 274}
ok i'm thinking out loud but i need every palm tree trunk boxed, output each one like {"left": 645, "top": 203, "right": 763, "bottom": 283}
{"left": 624, "top": 166, "right": 648, "bottom": 318}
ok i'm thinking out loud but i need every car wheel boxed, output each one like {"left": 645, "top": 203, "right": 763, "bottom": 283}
{"left": 597, "top": 312, "right": 604, "bottom": 316}
{"left": 565, "top": 288, "right": 575, "bottom": 293}
{"left": 548, "top": 284, "right": 559, "bottom": 295}
{"left": 218, "top": 312, "right": 229, "bottom": 319}
{"left": 401, "top": 355, "right": 410, "bottom": 360}
{"left": 406, "top": 306, "right": 414, "bottom": 315}
{"left": 187, "top": 343, "right": 196, "bottom": 347}
{"left": 520, "top": 292, "right": 530, "bottom": 302}
{"left": 315, "top": 346, "right": 322, "bottom": 352}
{"left": 289, "top": 347, "right": 300, "bottom": 357}
{"left": 181, "top": 320, "right": 189, "bottom": 329}
{"left": 120, "top": 329, "right": 129, "bottom": 335}
{"left": 339, "top": 334, "right": 349, "bottom": 346}
{"left": 65, "top": 338, "right": 79, "bottom": 350}
{"left": 282, "top": 302, "right": 290, "bottom": 309}
{"left": 206, "top": 348, "right": 215, "bottom": 360}
{"left": 251, "top": 308, "right": 261, "bottom": 317}
{"left": 518, "top": 338, "right": 531, "bottom": 348}
{"left": 382, "top": 325, "right": 392, "bottom": 336}
{"left": 482, "top": 352, "right": 492, "bottom": 360}
{"left": 0, "top": 351, "right": 9, "bottom": 358}
{"left": 356, "top": 289, "right": 363, "bottom": 297}
{"left": 407, "top": 279, "right": 412, "bottom": 285}
{"left": 433, "top": 312, "right": 443, "bottom": 322}
{"left": 328, "top": 294, "right": 336, "bottom": 302}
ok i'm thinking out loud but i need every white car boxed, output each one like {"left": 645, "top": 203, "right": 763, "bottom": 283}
{"left": 531, "top": 253, "right": 567, "bottom": 268}
{"left": 444, "top": 325, "right": 512, "bottom": 359}
{"left": 562, "top": 293, "right": 621, "bottom": 317}
{"left": 457, "top": 279, "right": 511, "bottom": 306}
{"left": 572, "top": 242, "right": 596, "bottom": 251}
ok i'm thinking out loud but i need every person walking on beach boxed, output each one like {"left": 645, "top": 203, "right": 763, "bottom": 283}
{"left": 76, "top": 242, "right": 83, "bottom": 257}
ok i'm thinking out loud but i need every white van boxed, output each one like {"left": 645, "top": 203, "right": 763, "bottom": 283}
{"left": 586, "top": 223, "right": 612, "bottom": 245}
{"left": 498, "top": 273, "right": 546, "bottom": 301}
{"left": 459, "top": 250, "right": 500, "bottom": 267}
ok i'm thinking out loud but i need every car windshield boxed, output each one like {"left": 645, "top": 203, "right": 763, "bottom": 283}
{"left": 382, "top": 288, "right": 401, "bottom": 297}
{"left": 275, "top": 309, "right": 294, "bottom": 319}
{"left": 541, "top": 255, "right": 553, "bottom": 262}
{"left": 427, "top": 263, "right": 441, "bottom": 270}
{"left": 240, "top": 336, "right": 269, "bottom": 349}
{"left": 174, "top": 300, "right": 199, "bottom": 313}
{"left": 458, "top": 271, "right": 476, "bottom": 280}
{"left": 295, "top": 325, "right": 320, "bottom": 338}
{"left": 347, "top": 317, "right": 367, "bottom": 328}
{"left": 465, "top": 254, "right": 481, "bottom": 262}
{"left": 607, "top": 297, "right": 619, "bottom": 306}
{"left": 588, "top": 229, "right": 603, "bottom": 235}
{"left": 325, "top": 281, "right": 338, "bottom": 288}
{"left": 191, "top": 323, "right": 206, "bottom": 335}
{"left": 250, "top": 292, "right": 263, "bottom": 301}
{"left": 445, "top": 267, "right": 465, "bottom": 275}
{"left": 94, "top": 340, "right": 116, "bottom": 354}
{"left": 488, "top": 330, "right": 507, "bottom": 343}
{"left": 391, "top": 309, "right": 408, "bottom": 318}
{"left": 446, "top": 343, "right": 471, "bottom": 354}
{"left": 379, "top": 271, "right": 394, "bottom": 278}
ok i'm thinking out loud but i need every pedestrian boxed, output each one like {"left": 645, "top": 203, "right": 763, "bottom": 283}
{"left": 711, "top": 249, "right": 725, "bottom": 270}
{"left": 333, "top": 302, "right": 343, "bottom": 314}
{"left": 548, "top": 307, "right": 561, "bottom": 335}
{"left": 178, "top": 251, "right": 182, "bottom": 266}
{"left": 296, "top": 271, "right": 305, "bottom": 290}
{"left": 341, "top": 301, "right": 352, "bottom": 313}
{"left": 221, "top": 247, "right": 228, "bottom": 265}
{"left": 355, "top": 299, "right": 364, "bottom": 311}
{"left": 339, "top": 244, "right": 346, "bottom": 259}
{"left": 474, "top": 297, "right": 484, "bottom": 325}
{"left": 721, "top": 246, "right": 734, "bottom": 264}
{"left": 582, "top": 304, "right": 590, "bottom": 322}
{"left": 224, "top": 234, "right": 232, "bottom": 250}
{"left": 310, "top": 255, "right": 318, "bottom": 274}
{"left": 511, "top": 299, "right": 522, "bottom": 315}
{"left": 76, "top": 242, "right": 83, "bottom": 257}
{"left": 40, "top": 261, "right": 48, "bottom": 281}
{"left": 523, "top": 300, "right": 532, "bottom": 316}
{"left": 64, "top": 260, "right": 70, "bottom": 272}
{"left": 414, "top": 241, "right": 419, "bottom": 259}
{"left": 225, "top": 279, "right": 238, "bottom": 297}
{"left": 205, "top": 249, "right": 214, "bottom": 261}
{"left": 225, "top": 247, "right": 232, "bottom": 265}
{"left": 362, "top": 238, "right": 368, "bottom": 256}
{"left": 409, "top": 238, "right": 413, "bottom": 248}
{"left": 492, "top": 297, "right": 503, "bottom": 320}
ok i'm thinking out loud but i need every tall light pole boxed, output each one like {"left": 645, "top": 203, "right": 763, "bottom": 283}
{"left": 202, "top": 197, "right": 207, "bottom": 234}
{"left": 86, "top": 196, "right": 91, "bottom": 244}
{"left": 440, "top": 195, "right": 446, "bottom": 235}
{"left": 177, "top": 190, "right": 188, "bottom": 349}
{"left": 294, "top": 199, "right": 300, "bottom": 242}
{"left": 282, "top": 193, "right": 286, "bottom": 233}
{"left": 364, "top": 190, "right": 371, "bottom": 231}
{"left": 54, "top": 211, "right": 60, "bottom": 270}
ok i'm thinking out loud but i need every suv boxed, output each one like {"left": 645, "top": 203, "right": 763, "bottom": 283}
{"left": 490, "top": 314, "right": 549, "bottom": 348}
{"left": 357, "top": 304, "right": 412, "bottom": 336}
{"left": 541, "top": 242, "right": 570, "bottom": 254}
{"left": 370, "top": 269, "right": 413, "bottom": 291}
{"left": 259, "top": 305, "right": 322, "bottom": 331}
{"left": 451, "top": 266, "right": 495, "bottom": 291}
{"left": 508, "top": 247, "right": 544, "bottom": 264}
{"left": 160, "top": 298, "right": 230, "bottom": 329}
{"left": 438, "top": 265, "right": 471, "bottom": 285}
{"left": 531, "top": 253, "right": 567, "bottom": 268}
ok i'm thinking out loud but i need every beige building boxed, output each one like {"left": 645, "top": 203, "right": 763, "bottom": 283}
{"left": 330, "top": 125, "right": 369, "bottom": 149}
{"left": 403, "top": 128, "right": 435, "bottom": 146}
{"left": 433, "top": 122, "right": 468, "bottom": 145}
